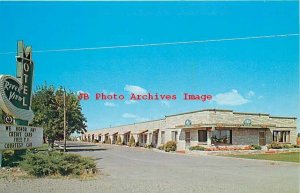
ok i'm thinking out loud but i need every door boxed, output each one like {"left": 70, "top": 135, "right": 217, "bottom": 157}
{"left": 185, "top": 131, "right": 191, "bottom": 149}
{"left": 259, "top": 131, "right": 266, "bottom": 146}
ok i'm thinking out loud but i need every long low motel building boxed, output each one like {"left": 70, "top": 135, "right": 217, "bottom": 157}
{"left": 81, "top": 109, "right": 297, "bottom": 151}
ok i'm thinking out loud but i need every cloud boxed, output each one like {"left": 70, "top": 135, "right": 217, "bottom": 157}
{"left": 258, "top": 96, "right": 264, "bottom": 99}
{"left": 122, "top": 113, "right": 137, "bottom": 119}
{"left": 122, "top": 113, "right": 148, "bottom": 122}
{"left": 161, "top": 101, "right": 171, "bottom": 108}
{"left": 104, "top": 102, "right": 117, "bottom": 107}
{"left": 247, "top": 90, "right": 255, "bottom": 97}
{"left": 124, "top": 100, "right": 138, "bottom": 105}
{"left": 214, "top": 89, "right": 250, "bottom": 106}
{"left": 124, "top": 85, "right": 147, "bottom": 95}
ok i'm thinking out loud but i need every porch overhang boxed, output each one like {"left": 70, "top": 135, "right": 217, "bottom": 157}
{"left": 138, "top": 129, "right": 148, "bottom": 134}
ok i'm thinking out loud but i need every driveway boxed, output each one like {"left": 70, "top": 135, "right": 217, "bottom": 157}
{"left": 0, "top": 141, "right": 299, "bottom": 193}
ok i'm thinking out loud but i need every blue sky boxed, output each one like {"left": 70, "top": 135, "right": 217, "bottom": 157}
{"left": 0, "top": 2, "right": 299, "bottom": 131}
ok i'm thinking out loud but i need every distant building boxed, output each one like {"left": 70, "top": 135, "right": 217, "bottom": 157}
{"left": 81, "top": 109, "right": 297, "bottom": 151}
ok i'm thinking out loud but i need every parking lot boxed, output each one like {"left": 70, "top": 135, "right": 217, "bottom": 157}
{"left": 0, "top": 141, "right": 299, "bottom": 193}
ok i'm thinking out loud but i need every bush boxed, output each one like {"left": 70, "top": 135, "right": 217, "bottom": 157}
{"left": 250, "top": 144, "right": 262, "bottom": 150}
{"left": 19, "top": 151, "right": 96, "bottom": 177}
{"left": 293, "top": 145, "right": 300, "bottom": 148}
{"left": 144, "top": 144, "right": 153, "bottom": 149}
{"left": 189, "top": 146, "right": 206, "bottom": 151}
{"left": 157, "top": 145, "right": 164, "bottom": 150}
{"left": 116, "top": 135, "right": 122, "bottom": 145}
{"left": 282, "top": 144, "right": 292, "bottom": 149}
{"left": 2, "top": 150, "right": 26, "bottom": 167}
{"left": 164, "top": 141, "right": 177, "bottom": 152}
{"left": 128, "top": 135, "right": 136, "bottom": 147}
{"left": 267, "top": 142, "right": 282, "bottom": 149}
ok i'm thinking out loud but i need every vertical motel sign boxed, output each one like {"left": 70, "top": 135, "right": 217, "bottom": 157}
{"left": 0, "top": 41, "right": 43, "bottom": 166}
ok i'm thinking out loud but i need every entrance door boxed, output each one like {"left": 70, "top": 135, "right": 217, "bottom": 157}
{"left": 185, "top": 131, "right": 191, "bottom": 149}
{"left": 259, "top": 131, "right": 266, "bottom": 145}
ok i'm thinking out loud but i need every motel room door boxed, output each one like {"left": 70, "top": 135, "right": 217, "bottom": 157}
{"left": 259, "top": 131, "right": 266, "bottom": 146}
{"left": 185, "top": 131, "right": 191, "bottom": 150}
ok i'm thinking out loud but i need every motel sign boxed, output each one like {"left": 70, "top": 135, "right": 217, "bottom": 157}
{"left": 0, "top": 41, "right": 43, "bottom": 166}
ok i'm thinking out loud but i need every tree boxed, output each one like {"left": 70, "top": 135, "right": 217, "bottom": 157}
{"left": 116, "top": 135, "right": 122, "bottom": 145}
{"left": 128, "top": 135, "right": 136, "bottom": 147}
{"left": 31, "top": 85, "right": 87, "bottom": 142}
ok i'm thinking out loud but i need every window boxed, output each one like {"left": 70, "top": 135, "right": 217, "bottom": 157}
{"left": 161, "top": 131, "right": 165, "bottom": 144}
{"left": 198, "top": 130, "right": 207, "bottom": 142}
{"left": 171, "top": 131, "right": 178, "bottom": 142}
{"left": 212, "top": 130, "right": 232, "bottom": 144}
{"left": 273, "top": 131, "right": 290, "bottom": 143}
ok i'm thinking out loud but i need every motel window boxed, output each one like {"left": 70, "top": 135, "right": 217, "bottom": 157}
{"left": 273, "top": 131, "right": 290, "bottom": 143}
{"left": 212, "top": 130, "right": 232, "bottom": 144}
{"left": 198, "top": 130, "right": 207, "bottom": 142}
{"left": 171, "top": 131, "right": 178, "bottom": 142}
{"left": 161, "top": 131, "right": 165, "bottom": 144}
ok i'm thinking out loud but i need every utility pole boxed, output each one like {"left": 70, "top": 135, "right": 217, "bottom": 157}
{"left": 63, "top": 89, "right": 67, "bottom": 152}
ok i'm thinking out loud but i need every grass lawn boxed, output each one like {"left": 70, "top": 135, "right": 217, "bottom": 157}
{"left": 226, "top": 152, "right": 300, "bottom": 163}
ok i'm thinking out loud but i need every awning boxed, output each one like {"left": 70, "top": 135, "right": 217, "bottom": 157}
{"left": 138, "top": 129, "right": 148, "bottom": 134}
{"left": 119, "top": 131, "right": 131, "bottom": 135}
{"left": 146, "top": 129, "right": 159, "bottom": 134}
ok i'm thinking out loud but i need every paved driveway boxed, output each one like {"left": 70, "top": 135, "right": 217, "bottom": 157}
{"left": 1, "top": 141, "right": 299, "bottom": 193}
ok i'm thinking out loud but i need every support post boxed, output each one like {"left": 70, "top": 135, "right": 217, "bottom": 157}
{"left": 207, "top": 127, "right": 214, "bottom": 146}
{"left": 63, "top": 90, "right": 67, "bottom": 152}
{"left": 0, "top": 151, "right": 2, "bottom": 167}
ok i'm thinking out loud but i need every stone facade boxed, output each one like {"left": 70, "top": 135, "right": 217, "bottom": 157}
{"left": 82, "top": 109, "right": 298, "bottom": 151}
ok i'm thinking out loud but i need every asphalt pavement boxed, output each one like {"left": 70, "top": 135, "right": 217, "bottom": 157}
{"left": 0, "top": 141, "right": 299, "bottom": 193}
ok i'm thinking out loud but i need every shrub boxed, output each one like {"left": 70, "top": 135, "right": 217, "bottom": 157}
{"left": 189, "top": 146, "right": 206, "bottom": 151}
{"left": 2, "top": 150, "right": 26, "bottom": 167}
{"left": 19, "top": 151, "right": 96, "bottom": 177}
{"left": 128, "top": 135, "right": 136, "bottom": 147}
{"left": 267, "top": 142, "right": 282, "bottom": 149}
{"left": 157, "top": 145, "right": 164, "bottom": 150}
{"left": 250, "top": 144, "right": 262, "bottom": 150}
{"left": 293, "top": 145, "right": 300, "bottom": 148}
{"left": 282, "top": 144, "right": 292, "bottom": 149}
{"left": 164, "top": 141, "right": 177, "bottom": 152}
{"left": 116, "top": 135, "right": 122, "bottom": 145}
{"left": 144, "top": 144, "right": 153, "bottom": 149}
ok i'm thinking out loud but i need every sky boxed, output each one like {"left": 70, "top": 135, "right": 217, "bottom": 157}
{"left": 0, "top": 2, "right": 299, "bottom": 132}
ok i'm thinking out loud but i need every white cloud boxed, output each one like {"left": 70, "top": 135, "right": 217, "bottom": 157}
{"left": 124, "top": 85, "right": 147, "bottom": 95}
{"left": 104, "top": 102, "right": 117, "bottom": 107}
{"left": 247, "top": 90, "right": 255, "bottom": 97}
{"left": 122, "top": 113, "right": 137, "bottom": 119}
{"left": 258, "top": 96, "right": 264, "bottom": 99}
{"left": 214, "top": 89, "right": 250, "bottom": 106}
{"left": 161, "top": 101, "right": 171, "bottom": 108}
{"left": 124, "top": 100, "right": 138, "bottom": 105}
{"left": 122, "top": 113, "right": 148, "bottom": 122}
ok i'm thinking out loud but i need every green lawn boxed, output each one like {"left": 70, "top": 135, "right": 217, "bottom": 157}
{"left": 226, "top": 152, "right": 300, "bottom": 163}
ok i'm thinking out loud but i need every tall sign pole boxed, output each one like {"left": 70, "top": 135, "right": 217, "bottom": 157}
{"left": 64, "top": 89, "right": 67, "bottom": 152}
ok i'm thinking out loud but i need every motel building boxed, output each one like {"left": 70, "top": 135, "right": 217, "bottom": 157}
{"left": 81, "top": 109, "right": 297, "bottom": 151}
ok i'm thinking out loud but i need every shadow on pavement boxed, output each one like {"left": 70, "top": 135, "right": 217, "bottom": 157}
{"left": 66, "top": 145, "right": 98, "bottom": 148}
{"left": 67, "top": 148, "right": 107, "bottom": 152}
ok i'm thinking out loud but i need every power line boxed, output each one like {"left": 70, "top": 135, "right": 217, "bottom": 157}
{"left": 0, "top": 33, "right": 298, "bottom": 55}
